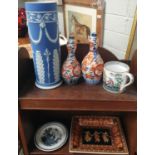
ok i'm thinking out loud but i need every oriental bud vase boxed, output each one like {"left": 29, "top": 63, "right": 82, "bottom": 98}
{"left": 82, "top": 33, "right": 104, "bottom": 84}
{"left": 62, "top": 35, "right": 81, "bottom": 85}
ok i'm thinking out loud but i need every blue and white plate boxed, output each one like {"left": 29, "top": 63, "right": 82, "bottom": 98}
{"left": 34, "top": 122, "right": 68, "bottom": 152}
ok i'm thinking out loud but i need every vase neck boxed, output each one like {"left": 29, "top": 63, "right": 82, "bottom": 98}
{"left": 68, "top": 49, "right": 75, "bottom": 57}
{"left": 67, "top": 35, "right": 76, "bottom": 60}
{"left": 90, "top": 42, "right": 98, "bottom": 55}
{"left": 90, "top": 48, "right": 97, "bottom": 53}
{"left": 89, "top": 33, "right": 98, "bottom": 52}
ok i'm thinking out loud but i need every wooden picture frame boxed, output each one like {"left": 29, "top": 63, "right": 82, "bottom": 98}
{"left": 64, "top": 0, "right": 104, "bottom": 47}
{"left": 69, "top": 116, "right": 129, "bottom": 154}
{"left": 125, "top": 8, "right": 137, "bottom": 60}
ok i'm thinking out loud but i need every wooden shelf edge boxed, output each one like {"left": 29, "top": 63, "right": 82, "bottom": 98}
{"left": 30, "top": 140, "right": 69, "bottom": 155}
{"left": 29, "top": 140, "right": 129, "bottom": 155}
{"left": 19, "top": 100, "right": 137, "bottom": 112}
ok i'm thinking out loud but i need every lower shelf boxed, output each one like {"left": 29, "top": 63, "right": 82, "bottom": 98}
{"left": 30, "top": 141, "right": 131, "bottom": 155}
{"left": 30, "top": 142, "right": 128, "bottom": 155}
{"left": 20, "top": 110, "right": 137, "bottom": 155}
{"left": 30, "top": 142, "right": 69, "bottom": 155}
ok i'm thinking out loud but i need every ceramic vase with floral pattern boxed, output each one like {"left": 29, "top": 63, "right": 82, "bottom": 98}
{"left": 82, "top": 33, "right": 104, "bottom": 84}
{"left": 62, "top": 35, "right": 81, "bottom": 85}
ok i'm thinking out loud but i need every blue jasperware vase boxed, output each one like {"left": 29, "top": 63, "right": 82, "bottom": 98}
{"left": 25, "top": 1, "right": 62, "bottom": 89}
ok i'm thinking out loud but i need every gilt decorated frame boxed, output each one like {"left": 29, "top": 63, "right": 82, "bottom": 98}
{"left": 69, "top": 116, "right": 129, "bottom": 154}
{"left": 64, "top": 0, "right": 104, "bottom": 47}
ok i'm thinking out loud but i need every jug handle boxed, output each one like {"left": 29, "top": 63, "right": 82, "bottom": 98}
{"left": 120, "top": 73, "right": 134, "bottom": 92}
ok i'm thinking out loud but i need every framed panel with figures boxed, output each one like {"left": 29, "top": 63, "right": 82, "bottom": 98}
{"left": 69, "top": 116, "right": 129, "bottom": 154}
{"left": 64, "top": 0, "right": 104, "bottom": 46}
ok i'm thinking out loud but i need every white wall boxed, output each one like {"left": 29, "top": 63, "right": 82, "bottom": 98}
{"left": 103, "top": 0, "right": 137, "bottom": 59}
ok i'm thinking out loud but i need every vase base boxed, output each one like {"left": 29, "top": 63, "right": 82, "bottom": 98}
{"left": 35, "top": 81, "right": 63, "bottom": 90}
{"left": 83, "top": 78, "right": 100, "bottom": 85}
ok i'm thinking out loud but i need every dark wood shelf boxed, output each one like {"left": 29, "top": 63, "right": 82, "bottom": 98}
{"left": 30, "top": 141, "right": 119, "bottom": 155}
{"left": 30, "top": 142, "right": 69, "bottom": 155}
{"left": 22, "top": 111, "right": 134, "bottom": 155}
{"left": 18, "top": 44, "right": 137, "bottom": 155}
{"left": 19, "top": 79, "right": 136, "bottom": 111}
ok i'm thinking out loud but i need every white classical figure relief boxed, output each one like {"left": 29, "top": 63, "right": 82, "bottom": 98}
{"left": 26, "top": 11, "right": 58, "bottom": 44}
{"left": 53, "top": 49, "right": 60, "bottom": 82}
{"left": 36, "top": 50, "right": 45, "bottom": 84}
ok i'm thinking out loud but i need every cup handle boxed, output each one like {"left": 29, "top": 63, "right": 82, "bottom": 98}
{"left": 120, "top": 73, "right": 134, "bottom": 92}
{"left": 59, "top": 34, "right": 67, "bottom": 46}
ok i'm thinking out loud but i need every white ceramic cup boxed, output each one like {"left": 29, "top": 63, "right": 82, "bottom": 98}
{"left": 103, "top": 61, "right": 134, "bottom": 93}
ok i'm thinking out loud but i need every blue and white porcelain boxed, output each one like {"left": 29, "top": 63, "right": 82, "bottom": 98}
{"left": 25, "top": 1, "right": 63, "bottom": 89}
{"left": 34, "top": 122, "right": 68, "bottom": 152}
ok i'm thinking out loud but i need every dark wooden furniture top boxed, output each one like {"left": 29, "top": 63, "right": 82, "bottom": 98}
{"left": 19, "top": 79, "right": 136, "bottom": 111}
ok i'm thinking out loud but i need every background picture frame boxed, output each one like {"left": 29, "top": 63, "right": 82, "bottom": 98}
{"left": 64, "top": 0, "right": 104, "bottom": 47}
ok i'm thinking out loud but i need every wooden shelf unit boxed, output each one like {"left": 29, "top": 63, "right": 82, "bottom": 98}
{"left": 18, "top": 44, "right": 137, "bottom": 155}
